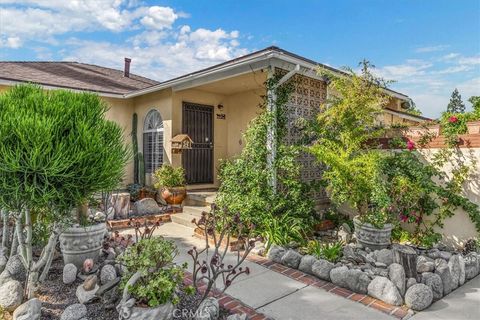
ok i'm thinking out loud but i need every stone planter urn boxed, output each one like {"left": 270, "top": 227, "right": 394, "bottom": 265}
{"left": 160, "top": 187, "right": 186, "bottom": 205}
{"left": 353, "top": 217, "right": 392, "bottom": 250}
{"left": 59, "top": 222, "right": 107, "bottom": 268}
{"left": 117, "top": 272, "right": 174, "bottom": 320}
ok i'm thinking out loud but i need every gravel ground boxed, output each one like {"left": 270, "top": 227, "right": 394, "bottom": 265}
{"left": 36, "top": 259, "right": 231, "bottom": 320}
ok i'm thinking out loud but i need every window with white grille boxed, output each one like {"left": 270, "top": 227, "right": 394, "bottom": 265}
{"left": 143, "top": 109, "right": 164, "bottom": 174}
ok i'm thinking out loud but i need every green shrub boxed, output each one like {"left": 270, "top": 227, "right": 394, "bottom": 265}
{"left": 305, "top": 240, "right": 343, "bottom": 262}
{"left": 118, "top": 237, "right": 186, "bottom": 307}
{"left": 153, "top": 164, "right": 186, "bottom": 188}
{"left": 260, "top": 212, "right": 307, "bottom": 251}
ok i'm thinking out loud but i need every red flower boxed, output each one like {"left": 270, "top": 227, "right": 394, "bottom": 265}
{"left": 406, "top": 140, "right": 415, "bottom": 151}
{"left": 448, "top": 116, "right": 458, "bottom": 123}
{"left": 399, "top": 214, "right": 408, "bottom": 223}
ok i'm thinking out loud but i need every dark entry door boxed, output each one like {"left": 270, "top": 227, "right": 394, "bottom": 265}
{"left": 182, "top": 102, "right": 214, "bottom": 184}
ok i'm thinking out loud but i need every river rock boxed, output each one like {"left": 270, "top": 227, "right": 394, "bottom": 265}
{"left": 100, "top": 264, "right": 117, "bottom": 285}
{"left": 60, "top": 303, "right": 87, "bottom": 320}
{"left": 76, "top": 283, "right": 99, "bottom": 304}
{"left": 406, "top": 278, "right": 417, "bottom": 289}
{"left": 268, "top": 245, "right": 286, "bottom": 263}
{"left": 298, "top": 255, "right": 316, "bottom": 274}
{"left": 448, "top": 254, "right": 465, "bottom": 288}
{"left": 83, "top": 275, "right": 98, "bottom": 291}
{"left": 464, "top": 252, "right": 479, "bottom": 280}
{"left": 12, "top": 298, "right": 41, "bottom": 320}
{"left": 133, "top": 198, "right": 161, "bottom": 216}
{"left": 329, "top": 266, "right": 348, "bottom": 286}
{"left": 405, "top": 284, "right": 433, "bottom": 311}
{"left": 195, "top": 297, "right": 219, "bottom": 320}
{"left": 5, "top": 255, "right": 26, "bottom": 282}
{"left": 421, "top": 272, "right": 443, "bottom": 301}
{"left": 367, "top": 276, "right": 403, "bottom": 306}
{"left": 312, "top": 259, "right": 334, "bottom": 281}
{"left": 389, "top": 263, "right": 406, "bottom": 296}
{"left": 281, "top": 249, "right": 302, "bottom": 269}
{"left": 329, "top": 266, "right": 370, "bottom": 293}
{"left": 435, "top": 259, "right": 454, "bottom": 296}
{"left": 376, "top": 249, "right": 394, "bottom": 266}
{"left": 0, "top": 253, "right": 6, "bottom": 273}
{"left": 0, "top": 280, "right": 23, "bottom": 312}
{"left": 417, "top": 255, "right": 435, "bottom": 273}
{"left": 63, "top": 263, "right": 78, "bottom": 284}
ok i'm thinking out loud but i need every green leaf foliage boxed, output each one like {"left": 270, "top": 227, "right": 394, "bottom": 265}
{"left": 0, "top": 84, "right": 130, "bottom": 214}
{"left": 153, "top": 164, "right": 186, "bottom": 188}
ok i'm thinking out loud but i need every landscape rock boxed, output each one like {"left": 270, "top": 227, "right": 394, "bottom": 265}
{"left": 12, "top": 298, "right": 41, "bottom": 320}
{"left": 435, "top": 259, "right": 454, "bottom": 296}
{"left": 133, "top": 198, "right": 161, "bottom": 216}
{"left": 195, "top": 297, "right": 219, "bottom": 320}
{"left": 406, "top": 278, "right": 417, "bottom": 289}
{"left": 375, "top": 249, "right": 394, "bottom": 266}
{"left": 448, "top": 254, "right": 465, "bottom": 288}
{"left": 76, "top": 283, "right": 99, "bottom": 304}
{"left": 312, "top": 259, "right": 334, "bottom": 281}
{"left": 60, "top": 303, "right": 87, "bottom": 320}
{"left": 0, "top": 253, "right": 7, "bottom": 273}
{"left": 343, "top": 245, "right": 363, "bottom": 263}
{"left": 251, "top": 241, "right": 266, "bottom": 256}
{"left": 427, "top": 250, "right": 452, "bottom": 261}
{"left": 417, "top": 255, "right": 435, "bottom": 273}
{"left": 405, "top": 284, "right": 433, "bottom": 311}
{"left": 0, "top": 280, "right": 24, "bottom": 312}
{"left": 5, "top": 255, "right": 26, "bottom": 282}
{"left": 421, "top": 272, "right": 443, "bottom": 301}
{"left": 389, "top": 263, "right": 406, "bottom": 296}
{"left": 100, "top": 264, "right": 117, "bottom": 285}
{"left": 298, "top": 255, "right": 317, "bottom": 275}
{"left": 367, "top": 276, "right": 403, "bottom": 306}
{"left": 281, "top": 249, "right": 302, "bottom": 269}
{"left": 329, "top": 266, "right": 370, "bottom": 293}
{"left": 464, "top": 252, "right": 479, "bottom": 280}
{"left": 63, "top": 263, "right": 78, "bottom": 284}
{"left": 267, "top": 245, "right": 286, "bottom": 264}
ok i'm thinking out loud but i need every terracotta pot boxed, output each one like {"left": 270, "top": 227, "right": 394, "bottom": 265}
{"left": 353, "top": 217, "right": 392, "bottom": 250}
{"left": 161, "top": 187, "right": 186, "bottom": 205}
{"left": 467, "top": 120, "right": 480, "bottom": 134}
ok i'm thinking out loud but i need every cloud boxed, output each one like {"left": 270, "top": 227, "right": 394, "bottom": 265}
{"left": 415, "top": 45, "right": 449, "bottom": 53}
{"left": 139, "top": 6, "right": 178, "bottom": 30}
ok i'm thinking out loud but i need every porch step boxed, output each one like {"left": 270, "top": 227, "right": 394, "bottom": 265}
{"left": 184, "top": 191, "right": 217, "bottom": 206}
{"left": 170, "top": 205, "right": 210, "bottom": 228}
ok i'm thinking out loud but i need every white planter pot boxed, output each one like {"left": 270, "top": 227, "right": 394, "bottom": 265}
{"left": 59, "top": 222, "right": 107, "bottom": 268}
{"left": 353, "top": 217, "right": 392, "bottom": 250}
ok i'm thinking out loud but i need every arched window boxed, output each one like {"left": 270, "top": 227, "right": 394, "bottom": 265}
{"left": 143, "top": 109, "right": 164, "bottom": 174}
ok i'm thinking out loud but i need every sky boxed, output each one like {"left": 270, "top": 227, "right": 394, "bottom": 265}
{"left": 0, "top": 0, "right": 479, "bottom": 118}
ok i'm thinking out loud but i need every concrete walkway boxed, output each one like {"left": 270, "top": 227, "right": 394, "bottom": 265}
{"left": 122, "top": 223, "right": 392, "bottom": 320}
{"left": 410, "top": 275, "right": 480, "bottom": 320}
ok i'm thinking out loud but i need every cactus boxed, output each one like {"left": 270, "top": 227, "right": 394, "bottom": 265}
{"left": 138, "top": 152, "right": 145, "bottom": 186}
{"left": 131, "top": 113, "right": 139, "bottom": 184}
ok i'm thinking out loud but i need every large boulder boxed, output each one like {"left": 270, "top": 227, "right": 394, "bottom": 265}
{"left": 268, "top": 245, "right": 286, "bottom": 264}
{"left": 388, "top": 263, "right": 406, "bottom": 296}
{"left": 281, "top": 249, "right": 302, "bottom": 269}
{"left": 405, "top": 284, "right": 433, "bottom": 311}
{"left": 375, "top": 249, "right": 394, "bottom": 266}
{"left": 60, "top": 303, "right": 87, "bottom": 320}
{"left": 0, "top": 255, "right": 27, "bottom": 285}
{"left": 298, "top": 255, "right": 316, "bottom": 275}
{"left": 0, "top": 280, "right": 24, "bottom": 312}
{"left": 133, "top": 198, "right": 161, "bottom": 216}
{"left": 406, "top": 278, "right": 417, "bottom": 289}
{"left": 63, "top": 263, "right": 78, "bottom": 285}
{"left": 329, "top": 266, "right": 370, "bottom": 294}
{"left": 100, "top": 264, "right": 117, "bottom": 285}
{"left": 435, "top": 259, "right": 454, "bottom": 296}
{"left": 12, "top": 298, "right": 41, "bottom": 320}
{"left": 448, "top": 254, "right": 465, "bottom": 288}
{"left": 312, "top": 259, "right": 334, "bottom": 281}
{"left": 464, "top": 252, "right": 479, "bottom": 280}
{"left": 421, "top": 272, "right": 443, "bottom": 301}
{"left": 417, "top": 255, "right": 435, "bottom": 273}
{"left": 367, "top": 276, "right": 403, "bottom": 306}
{"left": 195, "top": 297, "right": 219, "bottom": 320}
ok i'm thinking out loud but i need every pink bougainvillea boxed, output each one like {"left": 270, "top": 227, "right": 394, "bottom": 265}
{"left": 448, "top": 116, "right": 458, "bottom": 123}
{"left": 406, "top": 139, "right": 415, "bottom": 151}
{"left": 399, "top": 214, "right": 409, "bottom": 223}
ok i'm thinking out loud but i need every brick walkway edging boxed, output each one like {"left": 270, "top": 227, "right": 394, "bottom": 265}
{"left": 245, "top": 254, "right": 412, "bottom": 320}
{"left": 184, "top": 272, "right": 273, "bottom": 320}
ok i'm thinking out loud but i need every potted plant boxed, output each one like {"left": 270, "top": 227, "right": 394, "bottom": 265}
{"left": 153, "top": 165, "right": 187, "bottom": 205}
{"left": 116, "top": 237, "right": 187, "bottom": 320}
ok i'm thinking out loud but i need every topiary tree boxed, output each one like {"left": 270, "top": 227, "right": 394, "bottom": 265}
{"left": 0, "top": 84, "right": 130, "bottom": 298}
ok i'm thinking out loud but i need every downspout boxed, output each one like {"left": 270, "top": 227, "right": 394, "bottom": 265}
{"left": 266, "top": 64, "right": 300, "bottom": 190}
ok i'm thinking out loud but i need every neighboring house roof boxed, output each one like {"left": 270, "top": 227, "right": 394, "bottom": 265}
{"left": 384, "top": 107, "right": 432, "bottom": 122}
{"left": 0, "top": 61, "right": 159, "bottom": 95}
